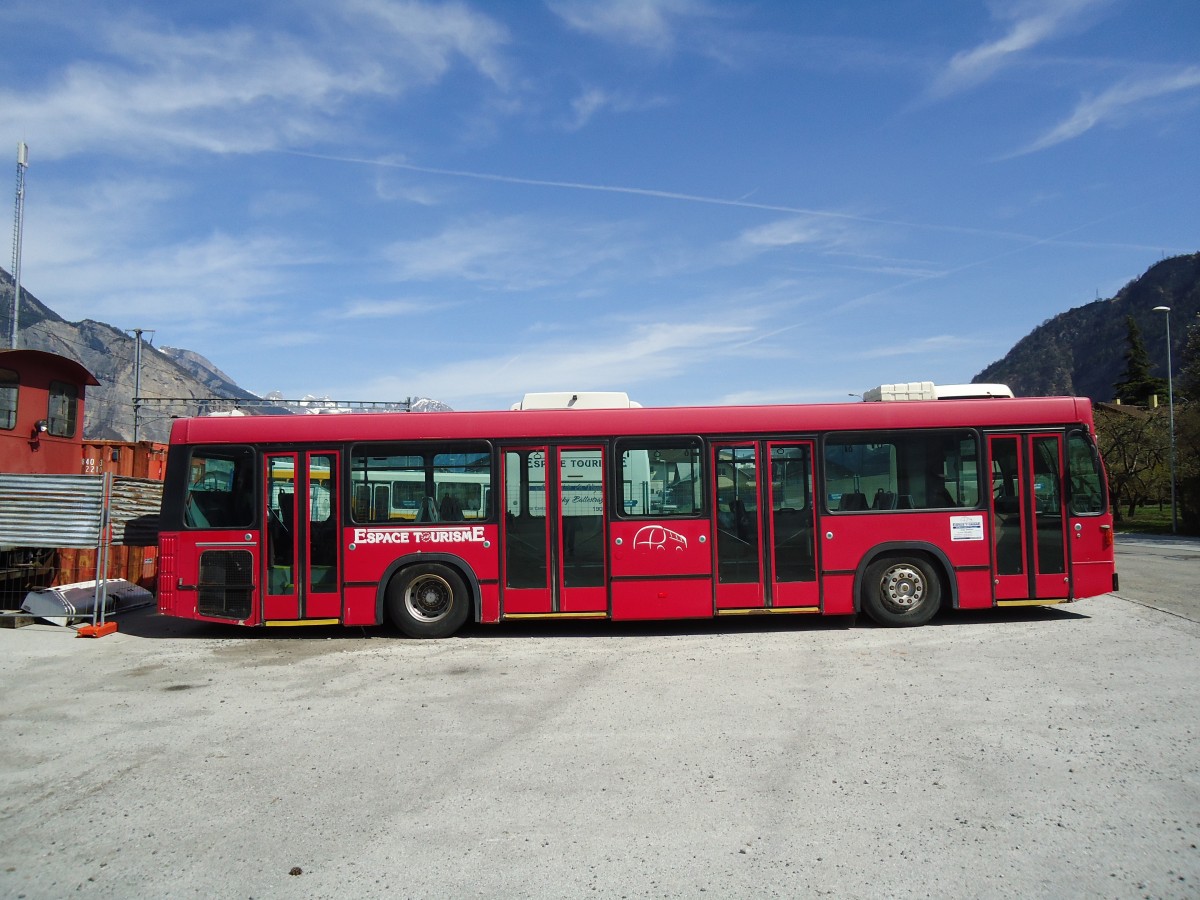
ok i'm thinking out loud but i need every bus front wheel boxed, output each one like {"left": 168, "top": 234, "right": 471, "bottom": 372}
{"left": 861, "top": 556, "right": 941, "bottom": 627}
{"left": 386, "top": 564, "right": 470, "bottom": 639}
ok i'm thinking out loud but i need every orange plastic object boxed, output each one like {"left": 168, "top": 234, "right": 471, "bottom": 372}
{"left": 77, "top": 622, "right": 118, "bottom": 638}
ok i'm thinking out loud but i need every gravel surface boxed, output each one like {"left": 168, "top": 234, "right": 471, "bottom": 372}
{"left": 1, "top": 540, "right": 1197, "bottom": 898}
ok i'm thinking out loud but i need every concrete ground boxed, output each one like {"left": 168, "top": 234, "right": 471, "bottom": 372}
{"left": 0, "top": 536, "right": 1197, "bottom": 899}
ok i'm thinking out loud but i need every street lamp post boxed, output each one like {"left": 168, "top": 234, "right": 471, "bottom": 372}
{"left": 1152, "top": 305, "right": 1177, "bottom": 533}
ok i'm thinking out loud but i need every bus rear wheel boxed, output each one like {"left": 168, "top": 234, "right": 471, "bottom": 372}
{"left": 386, "top": 564, "right": 470, "bottom": 639}
{"left": 862, "top": 556, "right": 941, "bottom": 627}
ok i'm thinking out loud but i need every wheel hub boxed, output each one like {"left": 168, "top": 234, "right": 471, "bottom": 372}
{"left": 408, "top": 577, "right": 451, "bottom": 619}
{"left": 881, "top": 565, "right": 924, "bottom": 610}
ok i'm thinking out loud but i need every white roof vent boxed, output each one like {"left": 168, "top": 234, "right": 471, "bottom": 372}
{"left": 511, "top": 391, "right": 642, "bottom": 410}
{"left": 862, "top": 382, "right": 1013, "bottom": 402}
{"left": 933, "top": 383, "right": 1013, "bottom": 399}
{"left": 862, "top": 382, "right": 937, "bottom": 402}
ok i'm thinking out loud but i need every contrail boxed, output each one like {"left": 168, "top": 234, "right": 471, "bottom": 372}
{"left": 278, "top": 149, "right": 1039, "bottom": 242}
{"left": 730, "top": 207, "right": 1140, "bottom": 350}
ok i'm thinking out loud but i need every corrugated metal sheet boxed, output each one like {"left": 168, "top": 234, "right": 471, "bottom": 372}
{"left": 110, "top": 477, "right": 163, "bottom": 546}
{"left": 0, "top": 474, "right": 105, "bottom": 549}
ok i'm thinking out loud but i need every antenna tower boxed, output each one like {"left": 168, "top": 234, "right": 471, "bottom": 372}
{"left": 9, "top": 142, "right": 28, "bottom": 349}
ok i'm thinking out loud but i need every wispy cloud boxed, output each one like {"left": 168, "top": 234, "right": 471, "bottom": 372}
{"left": 738, "top": 217, "right": 837, "bottom": 250}
{"left": 383, "top": 214, "right": 635, "bottom": 290}
{"left": 1014, "top": 65, "right": 1200, "bottom": 154}
{"left": 548, "top": 0, "right": 719, "bottom": 54}
{"left": 1, "top": 1, "right": 512, "bottom": 160}
{"left": 928, "top": 0, "right": 1109, "bottom": 98}
{"left": 730, "top": 215, "right": 863, "bottom": 258}
{"left": 339, "top": 298, "right": 436, "bottom": 319}
{"left": 25, "top": 188, "right": 307, "bottom": 327}
{"left": 345, "top": 0, "right": 512, "bottom": 87}
{"left": 339, "top": 314, "right": 757, "bottom": 405}
{"left": 565, "top": 87, "right": 670, "bottom": 130}
{"left": 855, "top": 335, "right": 980, "bottom": 360}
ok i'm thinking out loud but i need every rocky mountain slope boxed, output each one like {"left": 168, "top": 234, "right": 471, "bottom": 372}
{"left": 975, "top": 253, "right": 1199, "bottom": 399}
{"left": 2, "top": 271, "right": 261, "bottom": 442}
{"left": 2, "top": 270, "right": 447, "bottom": 441}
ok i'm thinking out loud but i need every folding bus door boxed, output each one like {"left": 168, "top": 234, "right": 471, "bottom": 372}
{"left": 988, "top": 434, "right": 1068, "bottom": 602}
{"left": 501, "top": 445, "right": 607, "bottom": 616}
{"left": 713, "top": 443, "right": 765, "bottom": 609}
{"left": 263, "top": 450, "right": 342, "bottom": 622}
{"left": 711, "top": 441, "right": 820, "bottom": 611}
{"left": 557, "top": 447, "right": 607, "bottom": 613}
{"left": 766, "top": 442, "right": 819, "bottom": 608}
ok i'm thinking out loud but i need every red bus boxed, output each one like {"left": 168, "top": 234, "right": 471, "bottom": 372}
{"left": 155, "top": 394, "right": 1116, "bottom": 637}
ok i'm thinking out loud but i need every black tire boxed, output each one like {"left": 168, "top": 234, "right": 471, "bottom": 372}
{"left": 385, "top": 563, "right": 470, "bottom": 638}
{"left": 861, "top": 556, "right": 942, "bottom": 627}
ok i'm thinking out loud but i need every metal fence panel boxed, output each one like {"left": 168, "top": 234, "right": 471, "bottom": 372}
{"left": 110, "top": 477, "right": 163, "bottom": 546}
{"left": 0, "top": 474, "right": 106, "bottom": 549}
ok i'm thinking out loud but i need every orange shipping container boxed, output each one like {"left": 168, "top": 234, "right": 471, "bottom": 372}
{"left": 80, "top": 441, "right": 168, "bottom": 480}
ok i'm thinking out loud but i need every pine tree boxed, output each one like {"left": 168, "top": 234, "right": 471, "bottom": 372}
{"left": 1114, "top": 316, "right": 1168, "bottom": 405}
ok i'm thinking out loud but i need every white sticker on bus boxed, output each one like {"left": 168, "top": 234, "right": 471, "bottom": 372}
{"left": 949, "top": 515, "right": 985, "bottom": 542}
{"left": 352, "top": 526, "right": 487, "bottom": 545}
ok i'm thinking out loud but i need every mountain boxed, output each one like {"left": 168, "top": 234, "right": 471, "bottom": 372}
{"left": 0, "top": 270, "right": 260, "bottom": 442}
{"left": 8, "top": 250, "right": 1194, "bottom": 438}
{"left": 1, "top": 270, "right": 450, "bottom": 441}
{"left": 975, "top": 253, "right": 1200, "bottom": 399}
{"left": 159, "top": 346, "right": 249, "bottom": 396}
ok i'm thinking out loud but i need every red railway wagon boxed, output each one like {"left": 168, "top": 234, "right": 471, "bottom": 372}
{"left": 0, "top": 349, "right": 98, "bottom": 474}
{"left": 1, "top": 350, "right": 166, "bottom": 605}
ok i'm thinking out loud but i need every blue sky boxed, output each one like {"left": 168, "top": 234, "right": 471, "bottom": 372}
{"left": 2, "top": 0, "right": 1198, "bottom": 409}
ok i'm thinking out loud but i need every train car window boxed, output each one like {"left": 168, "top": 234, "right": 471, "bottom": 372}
{"left": 47, "top": 380, "right": 79, "bottom": 437}
{"left": 0, "top": 368, "right": 16, "bottom": 430}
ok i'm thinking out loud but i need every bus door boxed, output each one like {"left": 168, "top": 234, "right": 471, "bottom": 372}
{"left": 767, "top": 442, "right": 819, "bottom": 607}
{"left": 711, "top": 441, "right": 819, "bottom": 610}
{"left": 988, "top": 434, "right": 1068, "bottom": 601}
{"left": 501, "top": 446, "right": 607, "bottom": 615}
{"left": 263, "top": 450, "right": 342, "bottom": 622}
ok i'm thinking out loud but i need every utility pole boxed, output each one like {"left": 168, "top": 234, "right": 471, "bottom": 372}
{"left": 1152, "top": 306, "right": 1177, "bottom": 533}
{"left": 128, "top": 328, "right": 154, "bottom": 442}
{"left": 9, "top": 142, "right": 28, "bottom": 349}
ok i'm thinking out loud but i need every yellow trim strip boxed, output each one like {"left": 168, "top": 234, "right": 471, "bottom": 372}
{"left": 717, "top": 606, "right": 821, "bottom": 616}
{"left": 995, "top": 599, "right": 1066, "bottom": 607}
{"left": 503, "top": 612, "right": 608, "bottom": 620}
{"left": 265, "top": 618, "right": 341, "bottom": 627}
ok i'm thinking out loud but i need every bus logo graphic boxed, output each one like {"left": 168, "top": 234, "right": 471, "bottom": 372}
{"left": 633, "top": 525, "right": 687, "bottom": 551}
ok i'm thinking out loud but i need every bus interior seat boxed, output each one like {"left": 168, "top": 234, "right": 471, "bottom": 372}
{"left": 994, "top": 494, "right": 1020, "bottom": 516}
{"left": 439, "top": 494, "right": 465, "bottom": 521}
{"left": 189, "top": 490, "right": 233, "bottom": 526}
{"left": 415, "top": 496, "right": 440, "bottom": 523}
{"left": 185, "top": 493, "right": 210, "bottom": 528}
{"left": 872, "top": 490, "right": 897, "bottom": 510}
{"left": 271, "top": 493, "right": 295, "bottom": 566}
{"left": 839, "top": 492, "right": 868, "bottom": 511}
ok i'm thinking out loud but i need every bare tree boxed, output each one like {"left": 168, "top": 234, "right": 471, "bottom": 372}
{"left": 1095, "top": 403, "right": 1171, "bottom": 520}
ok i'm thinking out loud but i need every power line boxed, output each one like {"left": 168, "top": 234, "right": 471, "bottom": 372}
{"left": 134, "top": 396, "right": 413, "bottom": 416}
